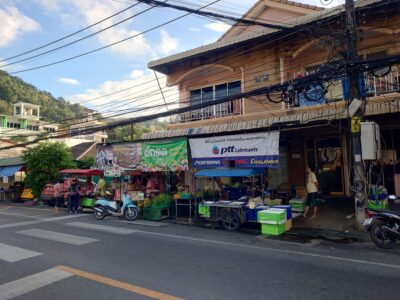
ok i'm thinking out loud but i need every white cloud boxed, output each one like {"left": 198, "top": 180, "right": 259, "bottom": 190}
{"left": 67, "top": 0, "right": 154, "bottom": 58}
{"left": 205, "top": 22, "right": 231, "bottom": 33}
{"left": 159, "top": 30, "right": 178, "bottom": 55}
{"left": 189, "top": 27, "right": 201, "bottom": 32}
{"left": 58, "top": 77, "right": 80, "bottom": 85}
{"left": 66, "top": 70, "right": 178, "bottom": 118}
{"left": 0, "top": 5, "right": 40, "bottom": 48}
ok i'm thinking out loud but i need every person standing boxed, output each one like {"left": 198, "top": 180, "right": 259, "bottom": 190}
{"left": 68, "top": 178, "right": 80, "bottom": 214}
{"left": 304, "top": 166, "right": 319, "bottom": 219}
{"left": 97, "top": 174, "right": 106, "bottom": 197}
{"left": 53, "top": 179, "right": 64, "bottom": 213}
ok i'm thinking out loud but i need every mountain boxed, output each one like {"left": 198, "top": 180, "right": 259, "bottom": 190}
{"left": 0, "top": 70, "right": 88, "bottom": 126}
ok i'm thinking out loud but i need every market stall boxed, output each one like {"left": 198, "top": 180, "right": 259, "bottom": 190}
{"left": 59, "top": 169, "right": 103, "bottom": 209}
{"left": 195, "top": 168, "right": 267, "bottom": 230}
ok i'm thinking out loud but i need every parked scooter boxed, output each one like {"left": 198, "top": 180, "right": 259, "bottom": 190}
{"left": 94, "top": 191, "right": 139, "bottom": 221}
{"left": 364, "top": 196, "right": 400, "bottom": 249}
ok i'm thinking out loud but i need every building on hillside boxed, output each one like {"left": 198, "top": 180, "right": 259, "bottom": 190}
{"left": 0, "top": 102, "right": 59, "bottom": 141}
{"left": 144, "top": 0, "right": 400, "bottom": 228}
{"left": 69, "top": 111, "right": 108, "bottom": 143}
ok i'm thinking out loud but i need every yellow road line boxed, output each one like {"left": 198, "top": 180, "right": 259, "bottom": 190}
{"left": 55, "top": 265, "right": 184, "bottom": 300}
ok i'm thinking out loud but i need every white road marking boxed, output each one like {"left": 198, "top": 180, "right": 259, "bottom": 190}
{"left": 67, "top": 222, "right": 136, "bottom": 235}
{"left": 132, "top": 230, "right": 400, "bottom": 270}
{"left": 0, "top": 211, "right": 51, "bottom": 219}
{"left": 0, "top": 214, "right": 86, "bottom": 229}
{"left": 0, "top": 243, "right": 42, "bottom": 262}
{"left": 0, "top": 268, "right": 72, "bottom": 299}
{"left": 113, "top": 219, "right": 167, "bottom": 227}
{"left": 17, "top": 229, "right": 98, "bottom": 245}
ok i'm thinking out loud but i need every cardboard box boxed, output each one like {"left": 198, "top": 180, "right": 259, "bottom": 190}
{"left": 296, "top": 186, "right": 307, "bottom": 197}
{"left": 261, "top": 223, "right": 286, "bottom": 236}
{"left": 285, "top": 219, "right": 293, "bottom": 231}
{"left": 271, "top": 205, "right": 292, "bottom": 219}
{"left": 289, "top": 198, "right": 306, "bottom": 212}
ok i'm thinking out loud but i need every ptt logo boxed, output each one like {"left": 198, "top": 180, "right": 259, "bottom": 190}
{"left": 212, "top": 145, "right": 220, "bottom": 155}
{"left": 212, "top": 145, "right": 235, "bottom": 155}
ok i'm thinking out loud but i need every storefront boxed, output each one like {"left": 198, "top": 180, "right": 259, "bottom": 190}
{"left": 0, "top": 157, "right": 25, "bottom": 202}
{"left": 95, "top": 139, "right": 190, "bottom": 217}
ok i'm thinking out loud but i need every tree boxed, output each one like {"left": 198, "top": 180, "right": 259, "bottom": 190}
{"left": 22, "top": 142, "right": 76, "bottom": 198}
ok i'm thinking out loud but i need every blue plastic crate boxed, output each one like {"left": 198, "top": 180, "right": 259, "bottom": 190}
{"left": 271, "top": 205, "right": 292, "bottom": 220}
{"left": 245, "top": 207, "right": 257, "bottom": 221}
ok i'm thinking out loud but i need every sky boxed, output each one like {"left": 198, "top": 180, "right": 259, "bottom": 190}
{"left": 0, "top": 0, "right": 340, "bottom": 119}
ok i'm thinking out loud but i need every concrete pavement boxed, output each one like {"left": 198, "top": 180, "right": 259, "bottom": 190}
{"left": 0, "top": 203, "right": 399, "bottom": 299}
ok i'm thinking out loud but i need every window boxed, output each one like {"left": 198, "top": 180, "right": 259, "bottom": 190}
{"left": 44, "top": 127, "right": 56, "bottom": 133}
{"left": 27, "top": 125, "right": 38, "bottom": 131}
{"left": 189, "top": 80, "right": 242, "bottom": 120}
{"left": 7, "top": 122, "right": 21, "bottom": 129}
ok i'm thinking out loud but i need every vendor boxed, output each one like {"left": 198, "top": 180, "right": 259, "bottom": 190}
{"left": 86, "top": 177, "right": 94, "bottom": 196}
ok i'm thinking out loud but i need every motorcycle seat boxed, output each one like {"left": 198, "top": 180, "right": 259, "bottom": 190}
{"left": 371, "top": 209, "right": 400, "bottom": 217}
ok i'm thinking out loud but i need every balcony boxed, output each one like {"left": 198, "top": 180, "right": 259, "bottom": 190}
{"left": 364, "top": 66, "right": 400, "bottom": 96}
{"left": 171, "top": 99, "right": 243, "bottom": 123}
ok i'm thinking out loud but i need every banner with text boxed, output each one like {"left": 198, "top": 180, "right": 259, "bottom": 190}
{"left": 189, "top": 132, "right": 280, "bottom": 168}
{"left": 141, "top": 139, "right": 189, "bottom": 172}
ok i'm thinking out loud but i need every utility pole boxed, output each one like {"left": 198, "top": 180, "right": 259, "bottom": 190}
{"left": 345, "top": 0, "right": 366, "bottom": 230}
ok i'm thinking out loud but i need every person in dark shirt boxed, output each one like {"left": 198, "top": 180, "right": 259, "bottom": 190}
{"left": 68, "top": 178, "right": 80, "bottom": 214}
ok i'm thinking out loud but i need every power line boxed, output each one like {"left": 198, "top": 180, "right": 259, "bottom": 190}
{"left": 0, "top": 3, "right": 139, "bottom": 63}
{"left": 8, "top": 0, "right": 220, "bottom": 74}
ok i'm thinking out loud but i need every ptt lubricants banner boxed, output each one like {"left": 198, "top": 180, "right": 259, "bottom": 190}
{"left": 189, "top": 132, "right": 280, "bottom": 169}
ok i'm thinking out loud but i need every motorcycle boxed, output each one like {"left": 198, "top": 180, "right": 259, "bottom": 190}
{"left": 364, "top": 197, "right": 400, "bottom": 249}
{"left": 94, "top": 192, "right": 139, "bottom": 221}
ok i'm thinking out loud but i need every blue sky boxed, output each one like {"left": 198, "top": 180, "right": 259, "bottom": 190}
{"left": 0, "top": 0, "right": 336, "bottom": 116}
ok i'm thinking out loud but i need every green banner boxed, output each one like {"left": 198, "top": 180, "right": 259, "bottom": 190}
{"left": 141, "top": 139, "right": 188, "bottom": 172}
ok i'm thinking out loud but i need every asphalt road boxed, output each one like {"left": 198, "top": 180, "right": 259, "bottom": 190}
{"left": 0, "top": 203, "right": 400, "bottom": 300}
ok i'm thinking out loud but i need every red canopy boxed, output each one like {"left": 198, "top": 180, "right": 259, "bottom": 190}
{"left": 59, "top": 169, "right": 103, "bottom": 176}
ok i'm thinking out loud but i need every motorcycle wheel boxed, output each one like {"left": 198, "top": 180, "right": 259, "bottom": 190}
{"left": 124, "top": 207, "right": 139, "bottom": 221}
{"left": 94, "top": 206, "right": 106, "bottom": 220}
{"left": 370, "top": 220, "right": 397, "bottom": 249}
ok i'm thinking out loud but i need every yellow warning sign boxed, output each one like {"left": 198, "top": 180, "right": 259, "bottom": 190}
{"left": 351, "top": 116, "right": 361, "bottom": 133}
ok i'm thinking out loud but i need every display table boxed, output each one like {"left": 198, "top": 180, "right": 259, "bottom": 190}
{"left": 203, "top": 200, "right": 247, "bottom": 230}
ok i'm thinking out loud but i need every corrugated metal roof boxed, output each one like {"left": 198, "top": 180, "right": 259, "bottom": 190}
{"left": 0, "top": 156, "right": 24, "bottom": 167}
{"left": 148, "top": 0, "right": 381, "bottom": 72}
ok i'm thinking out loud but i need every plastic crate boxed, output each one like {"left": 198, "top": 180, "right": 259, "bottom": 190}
{"left": 245, "top": 207, "right": 257, "bottom": 221}
{"left": 261, "top": 223, "right": 285, "bottom": 236}
{"left": 271, "top": 205, "right": 292, "bottom": 220}
{"left": 257, "top": 209, "right": 286, "bottom": 224}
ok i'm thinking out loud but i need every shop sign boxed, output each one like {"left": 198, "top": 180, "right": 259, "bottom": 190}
{"left": 189, "top": 132, "right": 280, "bottom": 169}
{"left": 319, "top": 147, "right": 337, "bottom": 163}
{"left": 351, "top": 116, "right": 361, "bottom": 133}
{"left": 3, "top": 176, "right": 8, "bottom": 183}
{"left": 112, "top": 143, "right": 142, "bottom": 170}
{"left": 141, "top": 139, "right": 188, "bottom": 172}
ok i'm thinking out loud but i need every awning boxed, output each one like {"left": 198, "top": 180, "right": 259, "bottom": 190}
{"left": 59, "top": 169, "right": 104, "bottom": 176}
{"left": 0, "top": 165, "right": 23, "bottom": 177}
{"left": 195, "top": 168, "right": 265, "bottom": 177}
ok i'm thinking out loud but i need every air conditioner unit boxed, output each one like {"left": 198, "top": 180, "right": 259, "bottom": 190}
{"left": 360, "top": 122, "right": 381, "bottom": 160}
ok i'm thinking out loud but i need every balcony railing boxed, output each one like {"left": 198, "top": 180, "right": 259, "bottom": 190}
{"left": 364, "top": 66, "right": 400, "bottom": 96}
{"left": 171, "top": 99, "right": 243, "bottom": 123}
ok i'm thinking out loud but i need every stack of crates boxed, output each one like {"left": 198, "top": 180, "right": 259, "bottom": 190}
{"left": 258, "top": 208, "right": 286, "bottom": 236}
{"left": 289, "top": 197, "right": 307, "bottom": 212}
{"left": 272, "top": 205, "right": 293, "bottom": 231}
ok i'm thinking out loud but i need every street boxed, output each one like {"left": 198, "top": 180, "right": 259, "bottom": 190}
{"left": 0, "top": 204, "right": 399, "bottom": 300}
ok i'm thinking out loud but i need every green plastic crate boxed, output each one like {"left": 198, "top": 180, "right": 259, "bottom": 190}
{"left": 289, "top": 199, "right": 306, "bottom": 212}
{"left": 261, "top": 223, "right": 286, "bottom": 236}
{"left": 257, "top": 209, "right": 286, "bottom": 224}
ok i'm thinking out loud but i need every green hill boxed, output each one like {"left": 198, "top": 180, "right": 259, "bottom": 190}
{"left": 0, "top": 70, "right": 88, "bottom": 126}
